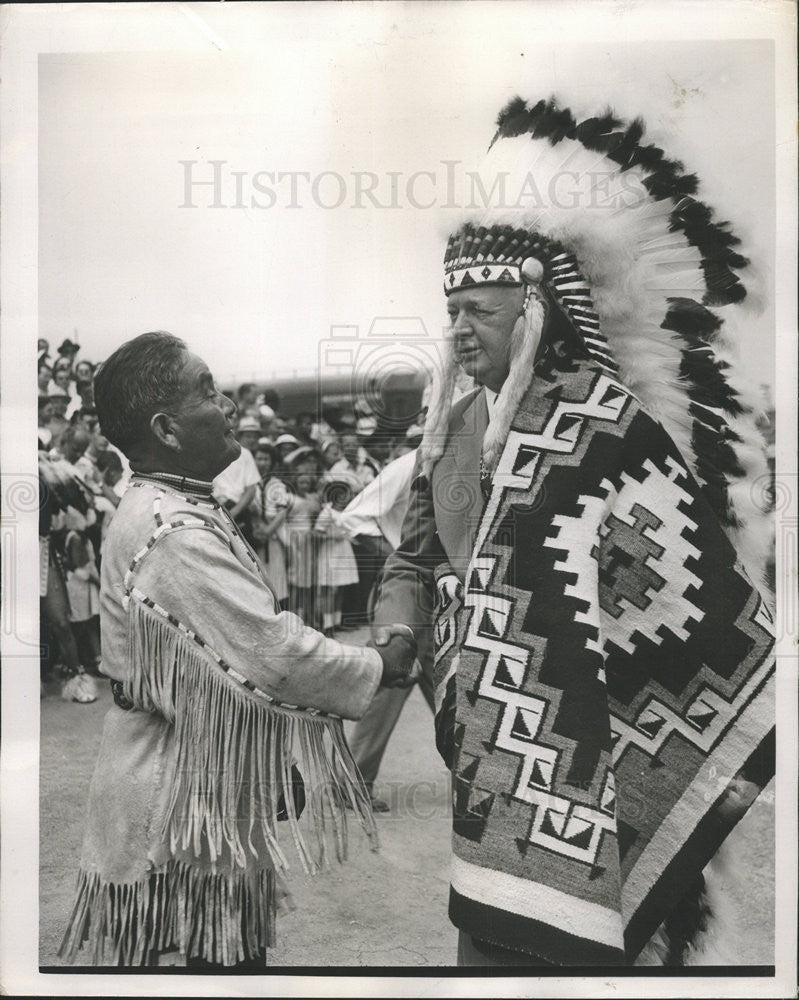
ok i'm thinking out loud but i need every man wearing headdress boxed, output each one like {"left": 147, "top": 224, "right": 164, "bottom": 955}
{"left": 373, "top": 98, "right": 775, "bottom": 967}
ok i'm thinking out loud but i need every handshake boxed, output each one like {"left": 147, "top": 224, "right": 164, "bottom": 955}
{"left": 369, "top": 624, "right": 421, "bottom": 688}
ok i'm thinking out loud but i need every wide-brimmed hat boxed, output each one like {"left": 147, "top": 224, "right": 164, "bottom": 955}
{"left": 282, "top": 445, "right": 317, "bottom": 467}
{"left": 275, "top": 433, "right": 301, "bottom": 448}
{"left": 356, "top": 415, "right": 377, "bottom": 437}
{"left": 236, "top": 416, "right": 261, "bottom": 434}
{"left": 57, "top": 338, "right": 80, "bottom": 357}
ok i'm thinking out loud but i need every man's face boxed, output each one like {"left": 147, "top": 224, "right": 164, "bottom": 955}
{"left": 254, "top": 449, "right": 274, "bottom": 479}
{"left": 64, "top": 430, "right": 90, "bottom": 464}
{"left": 104, "top": 465, "right": 123, "bottom": 487}
{"left": 237, "top": 430, "right": 260, "bottom": 453}
{"left": 446, "top": 285, "right": 524, "bottom": 392}
{"left": 53, "top": 368, "right": 72, "bottom": 391}
{"left": 323, "top": 440, "right": 342, "bottom": 467}
{"left": 294, "top": 459, "right": 317, "bottom": 495}
{"left": 49, "top": 396, "right": 68, "bottom": 418}
{"left": 166, "top": 353, "right": 240, "bottom": 479}
{"left": 88, "top": 432, "right": 107, "bottom": 456}
{"left": 341, "top": 434, "right": 359, "bottom": 465}
{"left": 38, "top": 366, "right": 52, "bottom": 391}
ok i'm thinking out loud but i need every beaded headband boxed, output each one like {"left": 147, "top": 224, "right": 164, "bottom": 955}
{"left": 443, "top": 222, "right": 617, "bottom": 373}
{"left": 443, "top": 225, "right": 545, "bottom": 294}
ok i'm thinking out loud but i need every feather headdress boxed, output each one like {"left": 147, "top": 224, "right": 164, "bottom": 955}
{"left": 421, "top": 96, "right": 772, "bottom": 588}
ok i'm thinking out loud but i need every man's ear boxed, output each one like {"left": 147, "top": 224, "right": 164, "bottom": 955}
{"left": 150, "top": 411, "right": 181, "bottom": 452}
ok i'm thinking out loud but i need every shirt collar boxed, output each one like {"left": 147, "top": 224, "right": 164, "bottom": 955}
{"left": 484, "top": 386, "right": 499, "bottom": 424}
{"left": 131, "top": 470, "right": 215, "bottom": 499}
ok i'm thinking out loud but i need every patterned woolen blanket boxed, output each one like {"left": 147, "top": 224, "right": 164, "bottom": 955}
{"left": 432, "top": 352, "right": 775, "bottom": 965}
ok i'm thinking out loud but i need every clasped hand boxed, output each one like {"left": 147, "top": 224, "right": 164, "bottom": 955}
{"left": 369, "top": 624, "right": 420, "bottom": 688}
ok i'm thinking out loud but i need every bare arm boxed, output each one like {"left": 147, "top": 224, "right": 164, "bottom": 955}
{"left": 229, "top": 483, "right": 256, "bottom": 520}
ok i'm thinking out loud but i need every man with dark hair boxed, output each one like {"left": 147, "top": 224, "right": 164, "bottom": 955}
{"left": 293, "top": 411, "right": 315, "bottom": 442}
{"left": 91, "top": 330, "right": 188, "bottom": 455}
{"left": 332, "top": 431, "right": 377, "bottom": 489}
{"left": 57, "top": 425, "right": 92, "bottom": 469}
{"left": 60, "top": 331, "right": 417, "bottom": 968}
{"left": 38, "top": 360, "right": 53, "bottom": 395}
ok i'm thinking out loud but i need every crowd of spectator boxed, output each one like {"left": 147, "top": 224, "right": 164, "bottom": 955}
{"left": 38, "top": 339, "right": 425, "bottom": 702}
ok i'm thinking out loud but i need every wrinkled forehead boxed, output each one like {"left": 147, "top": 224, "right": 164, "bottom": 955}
{"left": 178, "top": 352, "right": 214, "bottom": 388}
{"left": 165, "top": 351, "right": 214, "bottom": 414}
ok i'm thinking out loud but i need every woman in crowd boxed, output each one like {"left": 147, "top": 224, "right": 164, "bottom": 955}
{"left": 281, "top": 446, "right": 323, "bottom": 628}
{"left": 50, "top": 356, "right": 73, "bottom": 390}
{"left": 50, "top": 358, "right": 81, "bottom": 418}
{"left": 320, "top": 437, "right": 343, "bottom": 469}
{"left": 39, "top": 452, "right": 98, "bottom": 703}
{"left": 44, "top": 392, "right": 71, "bottom": 452}
{"left": 64, "top": 507, "right": 102, "bottom": 675}
{"left": 73, "top": 359, "right": 96, "bottom": 408}
{"left": 275, "top": 433, "right": 301, "bottom": 464}
{"left": 250, "top": 439, "right": 289, "bottom": 609}
{"left": 38, "top": 361, "right": 53, "bottom": 396}
{"left": 314, "top": 471, "right": 360, "bottom": 637}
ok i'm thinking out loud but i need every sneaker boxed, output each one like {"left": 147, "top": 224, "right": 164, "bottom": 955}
{"left": 61, "top": 672, "right": 98, "bottom": 704}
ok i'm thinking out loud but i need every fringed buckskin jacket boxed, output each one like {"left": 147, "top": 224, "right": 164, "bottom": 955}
{"left": 374, "top": 349, "right": 775, "bottom": 966}
{"left": 59, "top": 476, "right": 382, "bottom": 967}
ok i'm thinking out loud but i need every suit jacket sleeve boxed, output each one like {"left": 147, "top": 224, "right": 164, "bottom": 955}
{"left": 371, "top": 451, "right": 446, "bottom": 668}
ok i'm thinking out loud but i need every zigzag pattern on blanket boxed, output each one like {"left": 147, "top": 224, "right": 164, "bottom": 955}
{"left": 432, "top": 353, "right": 775, "bottom": 965}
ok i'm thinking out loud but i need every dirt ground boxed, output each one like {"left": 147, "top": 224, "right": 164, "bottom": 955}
{"left": 39, "top": 641, "right": 775, "bottom": 970}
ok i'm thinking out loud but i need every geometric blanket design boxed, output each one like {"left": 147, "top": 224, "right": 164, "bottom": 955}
{"left": 432, "top": 352, "right": 775, "bottom": 965}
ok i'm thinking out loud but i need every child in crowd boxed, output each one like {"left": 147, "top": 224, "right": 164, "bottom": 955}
{"left": 63, "top": 507, "right": 102, "bottom": 679}
{"left": 250, "top": 440, "right": 289, "bottom": 608}
{"left": 281, "top": 446, "right": 322, "bottom": 628}
{"left": 314, "top": 472, "right": 360, "bottom": 637}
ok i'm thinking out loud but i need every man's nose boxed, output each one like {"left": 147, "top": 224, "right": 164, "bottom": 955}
{"left": 451, "top": 309, "right": 472, "bottom": 335}
{"left": 221, "top": 393, "right": 237, "bottom": 417}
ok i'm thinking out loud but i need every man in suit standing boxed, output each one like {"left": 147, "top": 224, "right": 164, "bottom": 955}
{"left": 370, "top": 98, "right": 774, "bottom": 968}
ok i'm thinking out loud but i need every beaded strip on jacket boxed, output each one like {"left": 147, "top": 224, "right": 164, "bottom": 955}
{"left": 131, "top": 470, "right": 215, "bottom": 499}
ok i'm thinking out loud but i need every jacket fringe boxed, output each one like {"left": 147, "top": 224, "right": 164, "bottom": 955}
{"left": 58, "top": 860, "right": 277, "bottom": 966}
{"left": 123, "top": 593, "right": 379, "bottom": 877}
{"left": 60, "top": 592, "right": 379, "bottom": 965}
